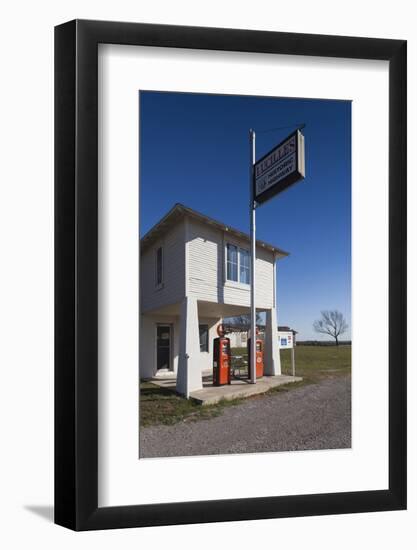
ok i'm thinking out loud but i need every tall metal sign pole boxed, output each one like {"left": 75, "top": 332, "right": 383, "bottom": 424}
{"left": 250, "top": 126, "right": 306, "bottom": 384}
{"left": 249, "top": 129, "right": 257, "bottom": 384}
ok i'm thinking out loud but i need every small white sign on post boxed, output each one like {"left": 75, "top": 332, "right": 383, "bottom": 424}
{"left": 278, "top": 331, "right": 296, "bottom": 377}
{"left": 278, "top": 331, "right": 294, "bottom": 349}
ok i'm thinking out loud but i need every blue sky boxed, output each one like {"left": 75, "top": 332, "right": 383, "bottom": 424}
{"left": 140, "top": 91, "right": 351, "bottom": 340}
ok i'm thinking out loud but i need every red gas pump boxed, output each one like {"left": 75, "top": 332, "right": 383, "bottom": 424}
{"left": 213, "top": 324, "right": 231, "bottom": 386}
{"left": 248, "top": 332, "right": 264, "bottom": 379}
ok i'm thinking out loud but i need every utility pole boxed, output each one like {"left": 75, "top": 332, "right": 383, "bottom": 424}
{"left": 249, "top": 129, "right": 257, "bottom": 384}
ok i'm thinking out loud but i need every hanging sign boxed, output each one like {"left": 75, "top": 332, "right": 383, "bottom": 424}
{"left": 254, "top": 129, "right": 305, "bottom": 205}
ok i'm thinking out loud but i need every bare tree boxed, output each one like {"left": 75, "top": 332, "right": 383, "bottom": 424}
{"left": 313, "top": 310, "right": 348, "bottom": 346}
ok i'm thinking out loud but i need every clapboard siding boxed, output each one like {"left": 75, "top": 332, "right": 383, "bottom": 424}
{"left": 187, "top": 217, "right": 275, "bottom": 309}
{"left": 187, "top": 220, "right": 222, "bottom": 302}
{"left": 140, "top": 220, "right": 186, "bottom": 312}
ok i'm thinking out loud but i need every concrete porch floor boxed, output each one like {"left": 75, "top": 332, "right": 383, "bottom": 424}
{"left": 150, "top": 373, "right": 303, "bottom": 405}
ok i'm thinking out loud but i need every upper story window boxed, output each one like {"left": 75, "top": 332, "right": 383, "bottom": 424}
{"left": 155, "top": 246, "right": 163, "bottom": 288}
{"left": 226, "top": 243, "right": 251, "bottom": 285}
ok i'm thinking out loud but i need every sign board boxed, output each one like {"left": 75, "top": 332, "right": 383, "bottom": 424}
{"left": 278, "top": 331, "right": 294, "bottom": 349}
{"left": 254, "top": 129, "right": 305, "bottom": 205}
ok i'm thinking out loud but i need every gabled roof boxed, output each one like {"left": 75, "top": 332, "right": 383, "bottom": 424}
{"left": 140, "top": 203, "right": 289, "bottom": 258}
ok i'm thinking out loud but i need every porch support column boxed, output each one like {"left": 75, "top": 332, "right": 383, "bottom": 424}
{"left": 176, "top": 296, "right": 203, "bottom": 397}
{"left": 264, "top": 307, "right": 281, "bottom": 376}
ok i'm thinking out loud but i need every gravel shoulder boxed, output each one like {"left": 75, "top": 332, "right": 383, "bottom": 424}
{"left": 139, "top": 375, "right": 351, "bottom": 458}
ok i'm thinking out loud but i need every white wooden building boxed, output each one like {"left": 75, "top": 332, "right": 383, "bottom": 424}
{"left": 140, "top": 203, "right": 289, "bottom": 397}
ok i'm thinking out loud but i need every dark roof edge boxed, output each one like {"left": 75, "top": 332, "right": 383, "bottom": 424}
{"left": 141, "top": 203, "right": 290, "bottom": 257}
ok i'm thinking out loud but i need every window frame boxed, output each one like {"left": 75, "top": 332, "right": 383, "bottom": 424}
{"left": 226, "top": 242, "right": 238, "bottom": 282}
{"left": 199, "top": 324, "right": 209, "bottom": 353}
{"left": 225, "top": 241, "right": 251, "bottom": 286}
{"left": 238, "top": 247, "right": 250, "bottom": 285}
{"left": 155, "top": 245, "right": 164, "bottom": 289}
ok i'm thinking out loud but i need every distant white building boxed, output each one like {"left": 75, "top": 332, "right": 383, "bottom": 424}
{"left": 226, "top": 326, "right": 297, "bottom": 348}
{"left": 227, "top": 330, "right": 248, "bottom": 348}
{"left": 140, "top": 204, "right": 288, "bottom": 397}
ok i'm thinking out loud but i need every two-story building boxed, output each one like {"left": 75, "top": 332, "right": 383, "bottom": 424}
{"left": 140, "top": 203, "right": 289, "bottom": 397}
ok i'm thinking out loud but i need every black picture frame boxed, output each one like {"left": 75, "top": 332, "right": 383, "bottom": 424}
{"left": 55, "top": 19, "right": 407, "bottom": 531}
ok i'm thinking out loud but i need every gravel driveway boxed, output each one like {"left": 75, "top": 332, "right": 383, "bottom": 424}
{"left": 139, "top": 375, "right": 351, "bottom": 458}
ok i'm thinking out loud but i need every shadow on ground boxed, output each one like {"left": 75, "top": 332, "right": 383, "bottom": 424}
{"left": 24, "top": 505, "right": 54, "bottom": 523}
